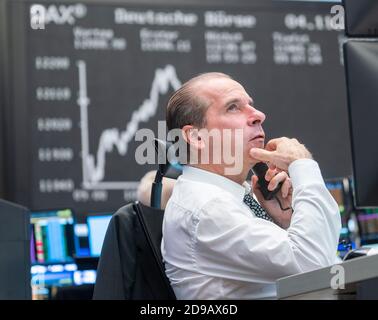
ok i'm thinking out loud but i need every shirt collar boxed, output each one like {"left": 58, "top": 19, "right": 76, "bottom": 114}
{"left": 242, "top": 181, "right": 252, "bottom": 194}
{"left": 182, "top": 166, "right": 247, "bottom": 202}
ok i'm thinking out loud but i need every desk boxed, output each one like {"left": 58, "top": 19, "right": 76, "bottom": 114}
{"left": 276, "top": 254, "right": 378, "bottom": 299}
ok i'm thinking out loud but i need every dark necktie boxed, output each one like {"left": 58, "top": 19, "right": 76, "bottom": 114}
{"left": 243, "top": 193, "right": 273, "bottom": 222}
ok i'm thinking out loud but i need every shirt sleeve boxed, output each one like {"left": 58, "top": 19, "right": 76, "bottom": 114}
{"left": 193, "top": 159, "right": 341, "bottom": 283}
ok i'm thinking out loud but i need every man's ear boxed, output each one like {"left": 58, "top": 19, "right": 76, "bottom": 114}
{"left": 182, "top": 125, "right": 205, "bottom": 151}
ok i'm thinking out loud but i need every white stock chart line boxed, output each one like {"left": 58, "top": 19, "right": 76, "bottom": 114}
{"left": 76, "top": 60, "right": 182, "bottom": 190}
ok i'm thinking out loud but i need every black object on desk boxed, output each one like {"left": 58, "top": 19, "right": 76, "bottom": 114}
{"left": 343, "top": 247, "right": 371, "bottom": 261}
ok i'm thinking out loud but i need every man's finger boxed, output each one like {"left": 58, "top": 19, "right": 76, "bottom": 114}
{"left": 265, "top": 168, "right": 277, "bottom": 182}
{"left": 264, "top": 137, "right": 287, "bottom": 152}
{"left": 250, "top": 148, "right": 275, "bottom": 162}
{"left": 281, "top": 178, "right": 291, "bottom": 198}
{"left": 268, "top": 171, "right": 287, "bottom": 190}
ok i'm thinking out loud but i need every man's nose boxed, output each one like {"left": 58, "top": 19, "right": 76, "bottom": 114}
{"left": 247, "top": 106, "right": 266, "bottom": 125}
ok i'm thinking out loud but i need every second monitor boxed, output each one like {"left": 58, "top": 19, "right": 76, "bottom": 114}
{"left": 87, "top": 213, "right": 112, "bottom": 257}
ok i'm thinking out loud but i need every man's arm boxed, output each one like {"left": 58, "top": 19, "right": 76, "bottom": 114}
{"left": 192, "top": 138, "right": 341, "bottom": 282}
{"left": 287, "top": 158, "right": 341, "bottom": 267}
{"left": 249, "top": 137, "right": 341, "bottom": 266}
{"left": 194, "top": 175, "right": 340, "bottom": 283}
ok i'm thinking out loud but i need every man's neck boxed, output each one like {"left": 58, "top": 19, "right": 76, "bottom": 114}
{"left": 190, "top": 164, "right": 250, "bottom": 185}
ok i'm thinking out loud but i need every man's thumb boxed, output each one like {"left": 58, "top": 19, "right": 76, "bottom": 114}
{"left": 251, "top": 176, "right": 265, "bottom": 204}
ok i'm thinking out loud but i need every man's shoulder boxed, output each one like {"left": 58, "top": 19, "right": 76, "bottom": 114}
{"left": 168, "top": 177, "right": 234, "bottom": 212}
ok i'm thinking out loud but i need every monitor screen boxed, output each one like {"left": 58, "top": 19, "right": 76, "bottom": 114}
{"left": 357, "top": 208, "right": 378, "bottom": 246}
{"left": 344, "top": 40, "right": 378, "bottom": 208}
{"left": 30, "top": 208, "right": 76, "bottom": 265}
{"left": 344, "top": 0, "right": 378, "bottom": 37}
{"left": 31, "top": 263, "right": 77, "bottom": 287}
{"left": 87, "top": 214, "right": 112, "bottom": 257}
{"left": 30, "top": 263, "right": 96, "bottom": 300}
{"left": 325, "top": 178, "right": 353, "bottom": 242}
{"left": 74, "top": 223, "right": 90, "bottom": 257}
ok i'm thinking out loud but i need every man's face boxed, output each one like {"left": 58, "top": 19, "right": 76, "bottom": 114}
{"left": 198, "top": 77, "right": 266, "bottom": 169}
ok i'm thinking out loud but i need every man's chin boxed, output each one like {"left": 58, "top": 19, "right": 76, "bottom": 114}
{"left": 246, "top": 144, "right": 264, "bottom": 166}
{"left": 248, "top": 139, "right": 265, "bottom": 149}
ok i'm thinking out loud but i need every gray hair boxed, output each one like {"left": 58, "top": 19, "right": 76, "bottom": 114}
{"left": 166, "top": 72, "right": 231, "bottom": 131}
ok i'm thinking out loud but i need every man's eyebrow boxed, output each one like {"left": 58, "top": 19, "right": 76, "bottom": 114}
{"left": 224, "top": 98, "right": 254, "bottom": 107}
{"left": 225, "top": 98, "right": 241, "bottom": 107}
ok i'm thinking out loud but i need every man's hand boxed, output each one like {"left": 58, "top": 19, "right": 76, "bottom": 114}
{"left": 251, "top": 168, "right": 293, "bottom": 229}
{"left": 250, "top": 137, "right": 312, "bottom": 172}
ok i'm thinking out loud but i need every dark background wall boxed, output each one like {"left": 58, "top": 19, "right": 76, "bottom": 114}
{"left": 0, "top": 0, "right": 350, "bottom": 217}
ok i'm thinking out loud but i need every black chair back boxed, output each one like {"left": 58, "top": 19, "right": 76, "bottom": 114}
{"left": 94, "top": 202, "right": 176, "bottom": 299}
{"left": 134, "top": 202, "right": 176, "bottom": 299}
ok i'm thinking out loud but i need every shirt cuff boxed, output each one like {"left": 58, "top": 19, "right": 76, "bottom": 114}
{"left": 288, "top": 159, "right": 324, "bottom": 188}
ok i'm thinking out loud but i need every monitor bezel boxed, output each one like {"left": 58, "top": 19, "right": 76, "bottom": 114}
{"left": 343, "top": 0, "right": 378, "bottom": 38}
{"left": 343, "top": 40, "right": 378, "bottom": 209}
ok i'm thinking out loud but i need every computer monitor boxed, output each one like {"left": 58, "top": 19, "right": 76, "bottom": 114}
{"left": 30, "top": 263, "right": 77, "bottom": 299}
{"left": 356, "top": 208, "right": 378, "bottom": 246}
{"left": 344, "top": 40, "right": 378, "bottom": 208}
{"left": 87, "top": 214, "right": 112, "bottom": 257}
{"left": 74, "top": 223, "right": 90, "bottom": 257}
{"left": 30, "top": 263, "right": 96, "bottom": 300}
{"left": 325, "top": 178, "right": 354, "bottom": 245}
{"left": 343, "top": 0, "right": 378, "bottom": 37}
{"left": 30, "top": 208, "right": 77, "bottom": 265}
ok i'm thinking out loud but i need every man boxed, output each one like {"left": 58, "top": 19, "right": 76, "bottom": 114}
{"left": 137, "top": 170, "right": 176, "bottom": 209}
{"left": 161, "top": 72, "right": 341, "bottom": 299}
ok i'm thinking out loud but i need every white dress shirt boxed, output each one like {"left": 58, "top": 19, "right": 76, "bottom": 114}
{"left": 161, "top": 159, "right": 341, "bottom": 299}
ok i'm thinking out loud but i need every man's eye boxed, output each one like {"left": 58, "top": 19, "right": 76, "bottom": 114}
{"left": 227, "top": 104, "right": 238, "bottom": 111}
